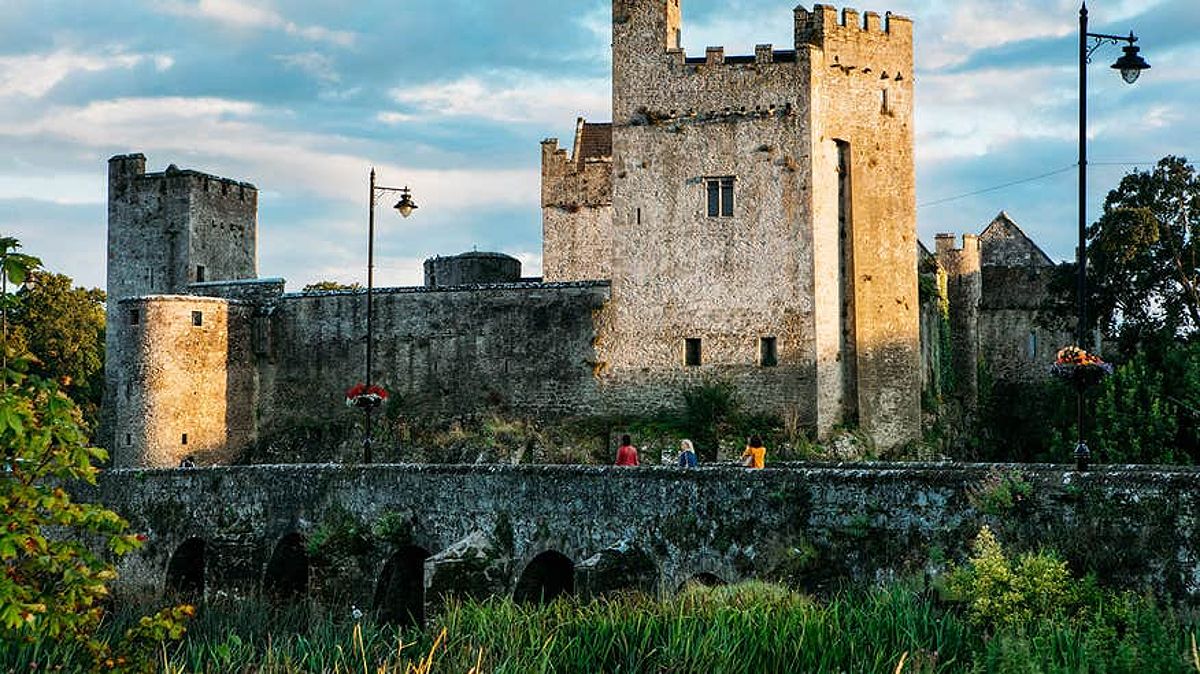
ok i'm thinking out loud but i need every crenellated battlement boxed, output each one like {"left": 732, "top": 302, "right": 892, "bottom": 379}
{"left": 795, "top": 4, "right": 912, "bottom": 47}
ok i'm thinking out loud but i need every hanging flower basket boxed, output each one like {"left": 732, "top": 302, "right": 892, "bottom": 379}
{"left": 1050, "top": 346, "right": 1113, "bottom": 391}
{"left": 345, "top": 383, "right": 388, "bottom": 410}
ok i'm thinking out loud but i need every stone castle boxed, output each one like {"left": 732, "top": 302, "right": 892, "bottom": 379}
{"left": 103, "top": 1, "right": 1064, "bottom": 468}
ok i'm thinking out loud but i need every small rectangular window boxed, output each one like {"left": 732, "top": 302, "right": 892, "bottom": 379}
{"left": 125, "top": 433, "right": 131, "bottom": 446}
{"left": 1027, "top": 330, "right": 1038, "bottom": 359}
{"left": 196, "top": 265, "right": 206, "bottom": 282}
{"left": 760, "top": 337, "right": 778, "bottom": 367}
{"left": 129, "top": 309, "right": 140, "bottom": 326}
{"left": 705, "top": 177, "right": 735, "bottom": 217}
{"left": 720, "top": 179, "right": 734, "bottom": 217}
{"left": 685, "top": 338, "right": 702, "bottom": 366}
{"left": 181, "top": 433, "right": 188, "bottom": 445}
{"left": 192, "top": 311, "right": 203, "bottom": 327}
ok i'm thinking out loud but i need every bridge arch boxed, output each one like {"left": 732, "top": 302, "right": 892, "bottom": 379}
{"left": 677, "top": 571, "right": 726, "bottom": 592}
{"left": 165, "top": 537, "right": 206, "bottom": 600}
{"left": 514, "top": 550, "right": 574, "bottom": 604}
{"left": 374, "top": 545, "right": 431, "bottom": 627}
{"left": 263, "top": 532, "right": 309, "bottom": 599}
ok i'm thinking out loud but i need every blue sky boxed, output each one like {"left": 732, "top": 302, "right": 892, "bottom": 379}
{"left": 3, "top": 0, "right": 1197, "bottom": 291}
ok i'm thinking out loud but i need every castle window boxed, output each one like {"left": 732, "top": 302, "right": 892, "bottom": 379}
{"left": 196, "top": 265, "right": 206, "bottom": 282}
{"left": 129, "top": 309, "right": 140, "bottom": 326}
{"left": 181, "top": 433, "right": 188, "bottom": 445}
{"left": 192, "top": 311, "right": 203, "bottom": 327}
{"left": 760, "top": 337, "right": 778, "bottom": 367}
{"left": 125, "top": 433, "right": 131, "bottom": 446}
{"left": 881, "top": 88, "right": 890, "bottom": 114}
{"left": 1028, "top": 330, "right": 1038, "bottom": 359}
{"left": 705, "top": 177, "right": 735, "bottom": 217}
{"left": 685, "top": 338, "right": 702, "bottom": 366}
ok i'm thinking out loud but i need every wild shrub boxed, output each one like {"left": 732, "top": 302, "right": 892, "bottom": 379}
{"left": 0, "top": 359, "right": 191, "bottom": 671}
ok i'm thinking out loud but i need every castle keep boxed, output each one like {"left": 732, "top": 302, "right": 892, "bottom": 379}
{"left": 104, "top": 2, "right": 1059, "bottom": 467}
{"left": 545, "top": 2, "right": 920, "bottom": 443}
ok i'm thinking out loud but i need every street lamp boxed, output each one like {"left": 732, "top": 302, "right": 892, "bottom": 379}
{"left": 364, "top": 168, "right": 417, "bottom": 463}
{"left": 1074, "top": 2, "right": 1149, "bottom": 471}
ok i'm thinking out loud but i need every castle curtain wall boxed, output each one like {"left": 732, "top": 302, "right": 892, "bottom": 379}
{"left": 254, "top": 283, "right": 610, "bottom": 442}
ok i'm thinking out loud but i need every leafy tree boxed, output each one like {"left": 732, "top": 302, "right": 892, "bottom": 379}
{"left": 0, "top": 359, "right": 191, "bottom": 671}
{"left": 1088, "top": 156, "right": 1200, "bottom": 353}
{"left": 8, "top": 272, "right": 105, "bottom": 432}
{"left": 0, "top": 237, "right": 41, "bottom": 387}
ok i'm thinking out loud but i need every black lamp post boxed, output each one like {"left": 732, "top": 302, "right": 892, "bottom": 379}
{"left": 1075, "top": 2, "right": 1149, "bottom": 471}
{"left": 364, "top": 168, "right": 417, "bottom": 463}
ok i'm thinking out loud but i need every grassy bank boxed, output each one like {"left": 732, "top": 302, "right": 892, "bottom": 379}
{"left": 2, "top": 582, "right": 1197, "bottom": 673}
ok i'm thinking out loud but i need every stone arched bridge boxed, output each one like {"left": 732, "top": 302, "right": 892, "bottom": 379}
{"left": 86, "top": 463, "right": 1200, "bottom": 623}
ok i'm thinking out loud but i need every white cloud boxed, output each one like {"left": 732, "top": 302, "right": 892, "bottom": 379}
{"left": 157, "top": 0, "right": 355, "bottom": 47}
{"left": 386, "top": 70, "right": 609, "bottom": 126}
{"left": 0, "top": 50, "right": 162, "bottom": 99}
{"left": 916, "top": 65, "right": 1076, "bottom": 163}
{"left": 0, "top": 96, "right": 538, "bottom": 214}
{"left": 274, "top": 51, "right": 340, "bottom": 84}
{"left": 0, "top": 174, "right": 104, "bottom": 205}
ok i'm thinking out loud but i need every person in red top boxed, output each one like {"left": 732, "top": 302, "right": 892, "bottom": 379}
{"left": 615, "top": 434, "right": 639, "bottom": 466}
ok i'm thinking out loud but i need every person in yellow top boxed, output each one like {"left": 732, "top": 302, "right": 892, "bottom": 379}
{"left": 741, "top": 435, "right": 766, "bottom": 469}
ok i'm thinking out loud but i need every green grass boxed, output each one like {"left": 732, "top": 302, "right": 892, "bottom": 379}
{"left": 2, "top": 582, "right": 1196, "bottom": 673}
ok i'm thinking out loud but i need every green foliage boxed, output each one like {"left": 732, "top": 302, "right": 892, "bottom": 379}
{"left": 307, "top": 505, "right": 372, "bottom": 566}
{"left": 679, "top": 380, "right": 740, "bottom": 461}
{"left": 1086, "top": 340, "right": 1200, "bottom": 464}
{"left": 966, "top": 469, "right": 1033, "bottom": 516}
{"left": 0, "top": 358, "right": 190, "bottom": 671}
{"left": 0, "top": 237, "right": 40, "bottom": 289}
{"left": 1086, "top": 156, "right": 1200, "bottom": 349}
{"left": 946, "top": 527, "right": 1072, "bottom": 632}
{"left": 8, "top": 271, "right": 106, "bottom": 433}
{"left": 0, "top": 236, "right": 41, "bottom": 389}
{"left": 371, "top": 511, "right": 416, "bottom": 546}
{"left": 4, "top": 579, "right": 1198, "bottom": 673}
{"left": 301, "top": 280, "right": 363, "bottom": 292}
{"left": 975, "top": 378, "right": 1076, "bottom": 463}
{"left": 1093, "top": 350, "right": 1181, "bottom": 464}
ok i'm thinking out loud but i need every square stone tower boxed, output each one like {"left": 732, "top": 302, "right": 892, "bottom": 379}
{"left": 547, "top": 1, "right": 920, "bottom": 448}
{"left": 103, "top": 155, "right": 259, "bottom": 459}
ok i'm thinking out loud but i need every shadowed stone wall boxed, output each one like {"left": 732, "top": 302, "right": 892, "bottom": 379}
{"left": 257, "top": 282, "right": 611, "bottom": 440}
{"left": 86, "top": 463, "right": 1200, "bottom": 614}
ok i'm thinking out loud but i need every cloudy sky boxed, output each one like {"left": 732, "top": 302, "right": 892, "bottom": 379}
{"left": 3, "top": 0, "right": 1197, "bottom": 291}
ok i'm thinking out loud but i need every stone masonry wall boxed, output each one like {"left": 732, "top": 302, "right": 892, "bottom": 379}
{"left": 113, "top": 296, "right": 256, "bottom": 468}
{"left": 255, "top": 282, "right": 611, "bottom": 441}
{"left": 540, "top": 129, "right": 614, "bottom": 282}
{"left": 606, "top": 0, "right": 819, "bottom": 425}
{"left": 104, "top": 155, "right": 258, "bottom": 452}
{"left": 423, "top": 252, "right": 522, "bottom": 288}
{"left": 804, "top": 5, "right": 919, "bottom": 447}
{"left": 979, "top": 266, "right": 1073, "bottom": 383}
{"left": 936, "top": 234, "right": 981, "bottom": 409}
{"left": 86, "top": 463, "right": 1200, "bottom": 610}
